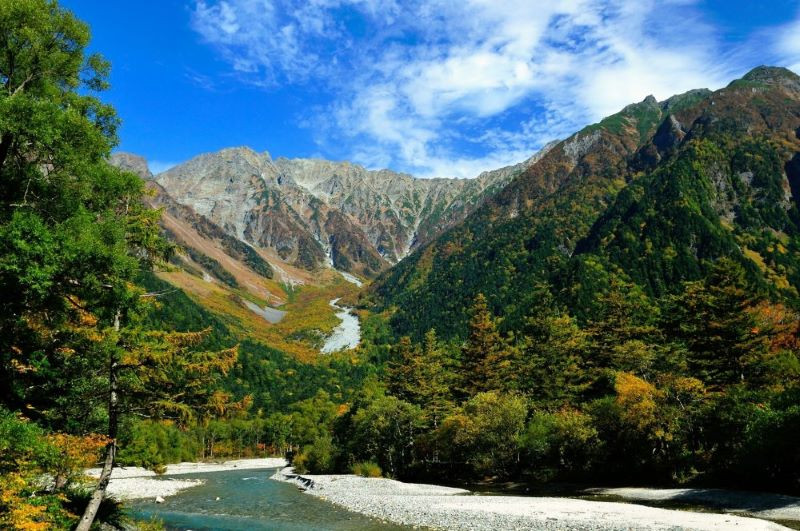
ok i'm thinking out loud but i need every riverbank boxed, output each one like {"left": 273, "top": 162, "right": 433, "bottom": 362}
{"left": 589, "top": 487, "right": 800, "bottom": 523}
{"left": 273, "top": 468, "right": 790, "bottom": 530}
{"left": 86, "top": 457, "right": 286, "bottom": 500}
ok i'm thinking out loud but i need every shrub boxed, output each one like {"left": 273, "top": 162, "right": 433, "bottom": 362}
{"left": 117, "top": 420, "right": 199, "bottom": 472}
{"left": 521, "top": 408, "right": 600, "bottom": 480}
{"left": 349, "top": 396, "right": 425, "bottom": 478}
{"left": 291, "top": 451, "right": 310, "bottom": 474}
{"left": 352, "top": 461, "right": 382, "bottom": 477}
{"left": 294, "top": 435, "right": 337, "bottom": 474}
{"left": 439, "top": 392, "right": 527, "bottom": 478}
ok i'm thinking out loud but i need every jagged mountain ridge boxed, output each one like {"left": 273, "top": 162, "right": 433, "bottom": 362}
{"left": 369, "top": 66, "right": 800, "bottom": 339}
{"left": 148, "top": 146, "right": 550, "bottom": 278}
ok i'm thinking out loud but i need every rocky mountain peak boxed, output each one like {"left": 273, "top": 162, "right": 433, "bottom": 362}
{"left": 741, "top": 65, "right": 800, "bottom": 84}
{"left": 110, "top": 152, "right": 153, "bottom": 180}
{"left": 148, "top": 145, "right": 550, "bottom": 277}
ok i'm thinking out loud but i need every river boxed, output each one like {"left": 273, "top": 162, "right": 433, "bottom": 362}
{"left": 321, "top": 298, "right": 360, "bottom": 353}
{"left": 128, "top": 468, "right": 405, "bottom": 530}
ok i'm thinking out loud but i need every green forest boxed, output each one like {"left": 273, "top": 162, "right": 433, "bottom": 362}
{"left": 2, "top": 1, "right": 800, "bottom": 530}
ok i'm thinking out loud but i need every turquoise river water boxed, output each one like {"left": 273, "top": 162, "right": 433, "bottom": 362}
{"left": 129, "top": 468, "right": 407, "bottom": 530}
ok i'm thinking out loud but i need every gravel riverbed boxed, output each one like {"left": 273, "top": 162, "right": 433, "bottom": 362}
{"left": 590, "top": 487, "right": 800, "bottom": 522}
{"left": 273, "top": 468, "right": 790, "bottom": 530}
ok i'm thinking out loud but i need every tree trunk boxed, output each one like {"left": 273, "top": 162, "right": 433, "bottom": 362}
{"left": 0, "top": 133, "right": 13, "bottom": 171}
{"left": 76, "top": 311, "right": 121, "bottom": 531}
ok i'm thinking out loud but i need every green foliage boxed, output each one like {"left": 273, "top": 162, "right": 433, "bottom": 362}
{"left": 438, "top": 392, "right": 527, "bottom": 478}
{"left": 0, "top": 4, "right": 245, "bottom": 528}
{"left": 138, "top": 272, "right": 233, "bottom": 349}
{"left": 346, "top": 395, "right": 426, "bottom": 478}
{"left": 517, "top": 309, "right": 590, "bottom": 406}
{"left": 521, "top": 409, "right": 600, "bottom": 480}
{"left": 662, "top": 259, "right": 766, "bottom": 386}
{"left": 0, "top": 409, "right": 72, "bottom": 529}
{"left": 460, "top": 294, "right": 512, "bottom": 395}
{"left": 222, "top": 238, "right": 274, "bottom": 279}
{"left": 293, "top": 435, "right": 337, "bottom": 474}
{"left": 117, "top": 420, "right": 199, "bottom": 472}
{"left": 184, "top": 246, "right": 239, "bottom": 288}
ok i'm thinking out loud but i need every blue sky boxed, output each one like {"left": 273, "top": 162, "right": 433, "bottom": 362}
{"left": 64, "top": 0, "right": 800, "bottom": 177}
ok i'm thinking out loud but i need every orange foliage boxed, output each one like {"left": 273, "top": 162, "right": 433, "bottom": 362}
{"left": 47, "top": 433, "right": 109, "bottom": 488}
{"left": 750, "top": 301, "right": 800, "bottom": 352}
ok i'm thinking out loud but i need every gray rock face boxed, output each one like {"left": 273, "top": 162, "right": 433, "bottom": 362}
{"left": 149, "top": 146, "right": 547, "bottom": 277}
{"left": 110, "top": 152, "right": 153, "bottom": 180}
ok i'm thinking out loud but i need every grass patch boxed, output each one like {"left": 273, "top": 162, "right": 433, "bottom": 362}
{"left": 352, "top": 461, "right": 382, "bottom": 478}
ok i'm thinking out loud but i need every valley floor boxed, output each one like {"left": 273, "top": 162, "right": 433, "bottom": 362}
{"left": 273, "top": 468, "right": 794, "bottom": 530}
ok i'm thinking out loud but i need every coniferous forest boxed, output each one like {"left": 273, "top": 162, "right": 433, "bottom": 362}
{"left": 2, "top": 1, "right": 800, "bottom": 529}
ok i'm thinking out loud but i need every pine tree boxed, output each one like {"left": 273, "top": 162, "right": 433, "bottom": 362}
{"left": 663, "top": 259, "right": 766, "bottom": 387}
{"left": 417, "top": 329, "right": 453, "bottom": 428}
{"left": 586, "top": 276, "right": 662, "bottom": 373}
{"left": 386, "top": 336, "right": 419, "bottom": 402}
{"left": 387, "top": 331, "right": 453, "bottom": 426}
{"left": 460, "top": 294, "right": 512, "bottom": 397}
{"left": 519, "top": 312, "right": 589, "bottom": 407}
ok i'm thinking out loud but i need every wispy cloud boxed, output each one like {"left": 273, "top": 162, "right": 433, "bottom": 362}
{"left": 189, "top": 0, "right": 794, "bottom": 178}
{"left": 776, "top": 11, "right": 800, "bottom": 73}
{"left": 150, "top": 160, "right": 181, "bottom": 175}
{"left": 184, "top": 68, "right": 218, "bottom": 91}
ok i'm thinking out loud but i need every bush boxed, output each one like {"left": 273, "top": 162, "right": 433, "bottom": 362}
{"left": 352, "top": 461, "right": 382, "bottom": 477}
{"left": 294, "top": 435, "right": 337, "bottom": 474}
{"left": 439, "top": 392, "right": 528, "bottom": 478}
{"left": 521, "top": 409, "right": 600, "bottom": 481}
{"left": 292, "top": 451, "right": 310, "bottom": 473}
{"left": 0, "top": 409, "right": 73, "bottom": 529}
{"left": 117, "top": 420, "right": 199, "bottom": 471}
{"left": 349, "top": 396, "right": 425, "bottom": 478}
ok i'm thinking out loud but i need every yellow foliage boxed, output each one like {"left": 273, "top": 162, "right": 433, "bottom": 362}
{"left": 207, "top": 389, "right": 233, "bottom": 416}
{"left": 0, "top": 473, "right": 72, "bottom": 530}
{"left": 614, "top": 372, "right": 661, "bottom": 430}
{"left": 157, "top": 269, "right": 359, "bottom": 362}
{"left": 743, "top": 247, "right": 767, "bottom": 271}
{"left": 47, "top": 433, "right": 109, "bottom": 487}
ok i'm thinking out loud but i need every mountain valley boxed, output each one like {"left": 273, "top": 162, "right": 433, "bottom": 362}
{"left": 5, "top": 5, "right": 800, "bottom": 525}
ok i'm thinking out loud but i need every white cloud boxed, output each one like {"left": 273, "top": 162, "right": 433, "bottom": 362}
{"left": 776, "top": 14, "right": 800, "bottom": 73}
{"left": 189, "top": 0, "right": 788, "bottom": 178}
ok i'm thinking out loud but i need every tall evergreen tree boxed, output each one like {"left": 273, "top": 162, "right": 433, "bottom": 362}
{"left": 518, "top": 312, "right": 589, "bottom": 407}
{"left": 417, "top": 329, "right": 453, "bottom": 427}
{"left": 663, "top": 259, "right": 766, "bottom": 387}
{"left": 460, "top": 294, "right": 512, "bottom": 397}
{"left": 387, "top": 331, "right": 453, "bottom": 426}
{"left": 386, "top": 336, "right": 419, "bottom": 403}
{"left": 586, "top": 276, "right": 662, "bottom": 372}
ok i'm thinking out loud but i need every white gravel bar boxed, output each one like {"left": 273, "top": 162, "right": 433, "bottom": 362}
{"left": 591, "top": 487, "right": 800, "bottom": 522}
{"left": 321, "top": 298, "right": 361, "bottom": 353}
{"left": 86, "top": 457, "right": 286, "bottom": 500}
{"left": 273, "top": 468, "right": 790, "bottom": 530}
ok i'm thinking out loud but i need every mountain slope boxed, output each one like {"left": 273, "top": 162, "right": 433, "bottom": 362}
{"left": 368, "top": 66, "right": 800, "bottom": 339}
{"left": 154, "top": 147, "right": 545, "bottom": 278}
